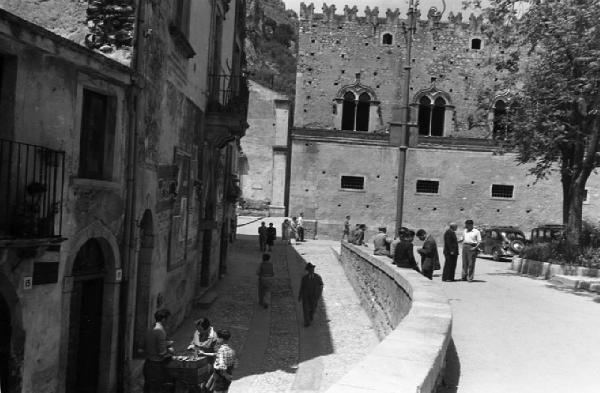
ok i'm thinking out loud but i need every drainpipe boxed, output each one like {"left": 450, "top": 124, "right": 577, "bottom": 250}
{"left": 118, "top": 0, "right": 144, "bottom": 391}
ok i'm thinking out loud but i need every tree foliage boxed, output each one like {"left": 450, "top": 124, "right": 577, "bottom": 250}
{"left": 469, "top": 0, "right": 600, "bottom": 244}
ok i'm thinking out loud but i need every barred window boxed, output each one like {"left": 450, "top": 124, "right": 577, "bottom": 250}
{"left": 491, "top": 184, "right": 514, "bottom": 198}
{"left": 416, "top": 180, "right": 439, "bottom": 194}
{"left": 341, "top": 175, "right": 364, "bottom": 190}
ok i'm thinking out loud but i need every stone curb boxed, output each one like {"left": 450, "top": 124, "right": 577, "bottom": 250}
{"left": 510, "top": 257, "right": 600, "bottom": 293}
{"left": 324, "top": 243, "right": 453, "bottom": 393}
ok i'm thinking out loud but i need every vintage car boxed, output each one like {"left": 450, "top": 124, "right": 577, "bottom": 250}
{"left": 530, "top": 224, "right": 565, "bottom": 244}
{"left": 479, "top": 226, "right": 527, "bottom": 261}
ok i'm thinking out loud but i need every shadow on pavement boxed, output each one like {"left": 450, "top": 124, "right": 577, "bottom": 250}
{"left": 437, "top": 338, "right": 461, "bottom": 393}
{"left": 195, "top": 235, "right": 335, "bottom": 387}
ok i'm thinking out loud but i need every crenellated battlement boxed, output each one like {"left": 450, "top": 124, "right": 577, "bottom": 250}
{"left": 299, "top": 2, "right": 484, "bottom": 32}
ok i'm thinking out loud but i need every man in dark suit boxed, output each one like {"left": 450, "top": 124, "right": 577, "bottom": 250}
{"left": 442, "top": 223, "right": 459, "bottom": 281}
{"left": 416, "top": 229, "right": 439, "bottom": 280}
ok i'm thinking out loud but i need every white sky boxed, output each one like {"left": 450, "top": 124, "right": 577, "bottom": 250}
{"left": 283, "top": 0, "right": 478, "bottom": 17}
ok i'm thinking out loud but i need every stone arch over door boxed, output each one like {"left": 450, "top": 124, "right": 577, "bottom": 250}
{"left": 132, "top": 210, "right": 154, "bottom": 358}
{"left": 59, "top": 221, "right": 121, "bottom": 393}
{"left": 0, "top": 274, "right": 23, "bottom": 393}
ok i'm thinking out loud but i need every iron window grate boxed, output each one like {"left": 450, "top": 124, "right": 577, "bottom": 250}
{"left": 341, "top": 175, "right": 364, "bottom": 190}
{"left": 491, "top": 184, "right": 514, "bottom": 198}
{"left": 416, "top": 180, "right": 439, "bottom": 194}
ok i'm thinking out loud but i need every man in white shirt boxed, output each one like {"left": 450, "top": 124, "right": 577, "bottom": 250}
{"left": 297, "top": 213, "right": 305, "bottom": 242}
{"left": 461, "top": 219, "right": 482, "bottom": 281}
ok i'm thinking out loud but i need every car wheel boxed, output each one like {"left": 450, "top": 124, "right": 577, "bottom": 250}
{"left": 510, "top": 240, "right": 525, "bottom": 254}
{"left": 492, "top": 248, "right": 501, "bottom": 261}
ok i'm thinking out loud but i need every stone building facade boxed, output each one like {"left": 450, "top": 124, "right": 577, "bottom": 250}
{"left": 0, "top": 9, "right": 132, "bottom": 392}
{"left": 240, "top": 80, "right": 291, "bottom": 216}
{"left": 0, "top": 0, "right": 248, "bottom": 391}
{"left": 289, "top": 3, "right": 600, "bottom": 241}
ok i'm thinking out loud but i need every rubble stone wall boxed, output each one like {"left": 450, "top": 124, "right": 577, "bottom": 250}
{"left": 294, "top": 3, "right": 505, "bottom": 138}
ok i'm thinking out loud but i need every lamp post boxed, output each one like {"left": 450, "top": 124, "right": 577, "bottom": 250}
{"left": 391, "top": 0, "right": 419, "bottom": 235}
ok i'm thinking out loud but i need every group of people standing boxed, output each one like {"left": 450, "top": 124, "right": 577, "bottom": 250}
{"left": 344, "top": 217, "right": 483, "bottom": 282}
{"left": 259, "top": 214, "right": 305, "bottom": 250}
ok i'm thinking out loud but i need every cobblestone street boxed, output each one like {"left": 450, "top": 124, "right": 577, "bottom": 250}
{"left": 171, "top": 224, "right": 379, "bottom": 392}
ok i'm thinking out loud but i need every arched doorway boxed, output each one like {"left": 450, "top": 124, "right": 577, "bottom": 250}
{"left": 66, "top": 239, "right": 106, "bottom": 393}
{"left": 133, "top": 211, "right": 154, "bottom": 357}
{"left": 0, "top": 295, "right": 11, "bottom": 393}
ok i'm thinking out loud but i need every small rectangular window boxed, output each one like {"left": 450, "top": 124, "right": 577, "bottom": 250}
{"left": 341, "top": 176, "right": 364, "bottom": 190}
{"left": 79, "top": 89, "right": 116, "bottom": 180}
{"left": 583, "top": 189, "right": 589, "bottom": 203}
{"left": 471, "top": 38, "right": 482, "bottom": 50}
{"left": 416, "top": 180, "right": 439, "bottom": 194}
{"left": 491, "top": 184, "right": 514, "bottom": 198}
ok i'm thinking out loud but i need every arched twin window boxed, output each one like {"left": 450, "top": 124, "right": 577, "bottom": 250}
{"left": 342, "top": 91, "right": 371, "bottom": 131}
{"left": 418, "top": 96, "right": 447, "bottom": 136}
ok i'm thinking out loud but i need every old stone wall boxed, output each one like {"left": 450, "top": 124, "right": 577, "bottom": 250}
{"left": 0, "top": 0, "right": 136, "bottom": 64}
{"left": 241, "top": 81, "right": 289, "bottom": 206}
{"left": 0, "top": 0, "right": 88, "bottom": 44}
{"left": 289, "top": 131, "right": 600, "bottom": 242}
{"left": 0, "top": 11, "right": 132, "bottom": 392}
{"left": 339, "top": 241, "right": 411, "bottom": 339}
{"left": 294, "top": 5, "right": 505, "bottom": 138}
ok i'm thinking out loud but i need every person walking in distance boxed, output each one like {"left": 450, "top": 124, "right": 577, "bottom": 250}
{"left": 416, "top": 229, "right": 440, "bottom": 280}
{"left": 442, "top": 223, "right": 459, "bottom": 281}
{"left": 290, "top": 217, "right": 298, "bottom": 243}
{"left": 256, "top": 253, "right": 275, "bottom": 308}
{"left": 298, "top": 263, "right": 324, "bottom": 327}
{"left": 342, "top": 215, "right": 351, "bottom": 241}
{"left": 266, "top": 222, "right": 276, "bottom": 251}
{"left": 461, "top": 219, "right": 482, "bottom": 281}
{"left": 297, "top": 213, "right": 305, "bottom": 242}
{"left": 282, "top": 219, "right": 291, "bottom": 244}
{"left": 258, "top": 221, "right": 267, "bottom": 252}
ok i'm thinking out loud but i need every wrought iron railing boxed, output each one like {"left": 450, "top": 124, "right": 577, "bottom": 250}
{"left": 0, "top": 138, "right": 65, "bottom": 239}
{"left": 207, "top": 74, "right": 249, "bottom": 114}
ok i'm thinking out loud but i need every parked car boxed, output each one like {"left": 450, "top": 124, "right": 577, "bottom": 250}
{"left": 479, "top": 226, "right": 526, "bottom": 261}
{"left": 530, "top": 224, "right": 565, "bottom": 244}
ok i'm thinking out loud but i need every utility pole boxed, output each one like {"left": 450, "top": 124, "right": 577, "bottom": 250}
{"left": 390, "top": 0, "right": 418, "bottom": 235}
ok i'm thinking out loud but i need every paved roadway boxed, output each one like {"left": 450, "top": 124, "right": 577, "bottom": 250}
{"left": 174, "top": 217, "right": 600, "bottom": 392}
{"left": 439, "top": 256, "right": 600, "bottom": 393}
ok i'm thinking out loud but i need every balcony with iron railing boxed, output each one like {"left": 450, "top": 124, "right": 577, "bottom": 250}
{"left": 205, "top": 74, "right": 250, "bottom": 142}
{"left": 207, "top": 74, "right": 249, "bottom": 115}
{"left": 0, "top": 138, "right": 66, "bottom": 246}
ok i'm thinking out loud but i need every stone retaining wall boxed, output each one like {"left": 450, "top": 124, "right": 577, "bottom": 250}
{"left": 327, "top": 242, "right": 452, "bottom": 393}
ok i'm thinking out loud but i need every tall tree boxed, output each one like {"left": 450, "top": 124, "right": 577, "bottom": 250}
{"left": 472, "top": 0, "right": 600, "bottom": 245}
